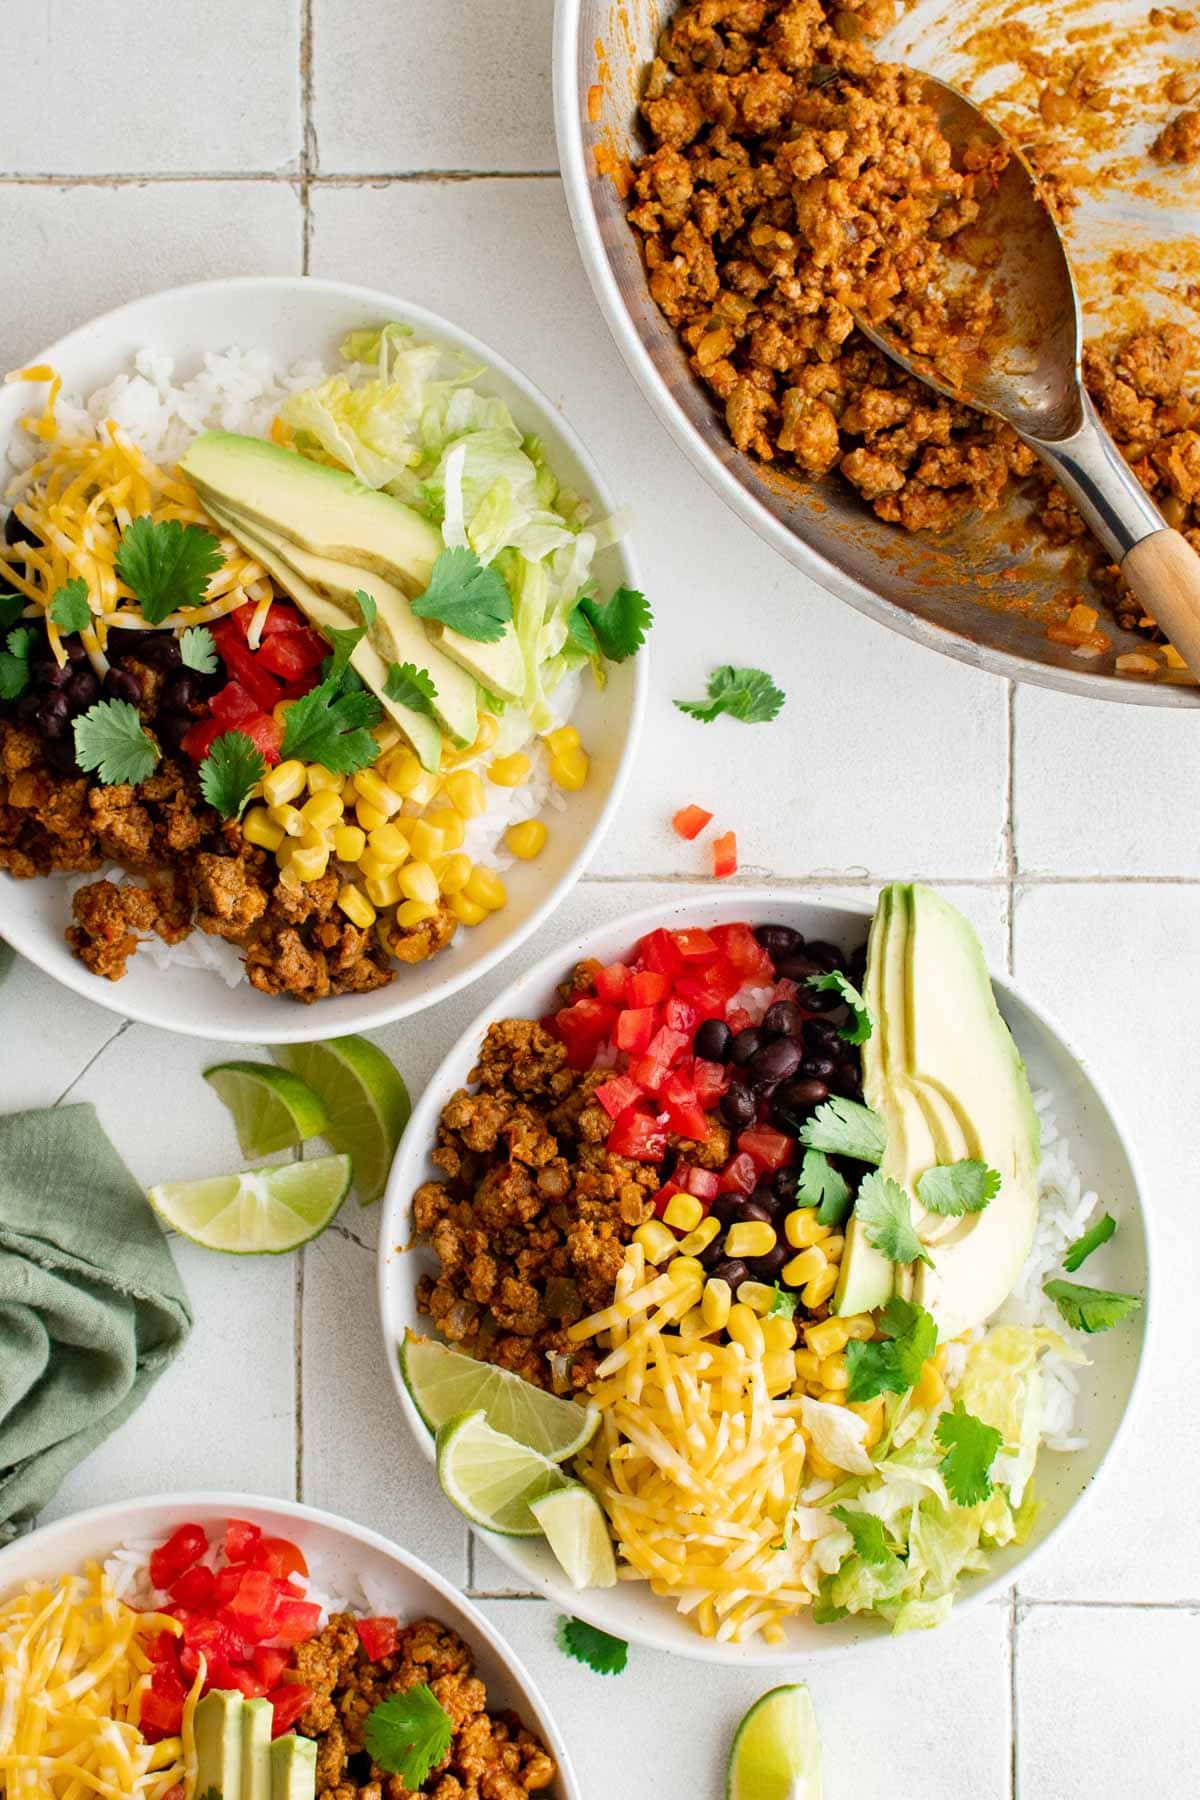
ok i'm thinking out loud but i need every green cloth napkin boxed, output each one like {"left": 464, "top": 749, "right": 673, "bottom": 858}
{"left": 0, "top": 1102, "right": 192, "bottom": 1541}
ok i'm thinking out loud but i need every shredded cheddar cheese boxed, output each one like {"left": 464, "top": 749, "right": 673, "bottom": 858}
{"left": 0, "top": 1561, "right": 197, "bottom": 1799}
{"left": 0, "top": 366, "right": 272, "bottom": 671}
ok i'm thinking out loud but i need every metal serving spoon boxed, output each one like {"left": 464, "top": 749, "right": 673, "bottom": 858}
{"left": 854, "top": 74, "right": 1200, "bottom": 676}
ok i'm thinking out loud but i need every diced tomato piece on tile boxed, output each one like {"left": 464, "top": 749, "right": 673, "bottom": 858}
{"left": 712, "top": 832, "right": 738, "bottom": 879}
{"left": 672, "top": 804, "right": 713, "bottom": 841}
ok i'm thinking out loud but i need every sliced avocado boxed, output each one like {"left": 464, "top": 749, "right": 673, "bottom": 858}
{"left": 183, "top": 432, "right": 441, "bottom": 592}
{"left": 270, "top": 1732, "right": 317, "bottom": 1800}
{"left": 201, "top": 500, "right": 443, "bottom": 772}
{"left": 433, "top": 615, "right": 525, "bottom": 704}
{"left": 833, "top": 886, "right": 899, "bottom": 1318}
{"left": 194, "top": 1690, "right": 245, "bottom": 1800}
{"left": 242, "top": 1697, "right": 273, "bottom": 1800}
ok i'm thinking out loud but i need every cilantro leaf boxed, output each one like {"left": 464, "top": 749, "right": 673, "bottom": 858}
{"left": 280, "top": 678, "right": 382, "bottom": 775}
{"left": 384, "top": 661, "right": 439, "bottom": 718}
{"left": 180, "top": 625, "right": 219, "bottom": 674}
{"left": 354, "top": 587, "right": 377, "bottom": 628}
{"left": 0, "top": 627, "right": 35, "bottom": 700}
{"left": 1062, "top": 1211, "right": 1116, "bottom": 1273}
{"left": 845, "top": 1295, "right": 938, "bottom": 1403}
{"left": 49, "top": 577, "right": 91, "bottom": 635}
{"left": 411, "top": 546, "right": 512, "bottom": 643}
{"left": 363, "top": 1686, "right": 453, "bottom": 1787}
{"left": 916, "top": 1160, "right": 1001, "bottom": 1218}
{"left": 572, "top": 586, "right": 653, "bottom": 662}
{"left": 73, "top": 699, "right": 159, "bottom": 786}
{"left": 798, "top": 1096, "right": 886, "bottom": 1165}
{"left": 322, "top": 622, "right": 367, "bottom": 686}
{"left": 199, "top": 730, "right": 266, "bottom": 819}
{"left": 767, "top": 1284, "right": 797, "bottom": 1319}
{"left": 555, "top": 1615, "right": 628, "bottom": 1676}
{"left": 855, "top": 1171, "right": 931, "bottom": 1267}
{"left": 0, "top": 592, "right": 26, "bottom": 634}
{"left": 807, "top": 969, "right": 872, "bottom": 1044}
{"left": 674, "top": 664, "right": 785, "bottom": 725}
{"left": 1043, "top": 1279, "right": 1142, "bottom": 1335}
{"left": 794, "top": 1148, "right": 852, "bottom": 1227}
{"left": 115, "top": 516, "right": 222, "bottom": 626}
{"left": 935, "top": 1403, "right": 1004, "bottom": 1507}
{"left": 831, "top": 1506, "right": 900, "bottom": 1568}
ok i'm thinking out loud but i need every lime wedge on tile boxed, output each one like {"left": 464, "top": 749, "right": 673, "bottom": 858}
{"left": 272, "top": 1035, "right": 409, "bottom": 1204}
{"left": 148, "top": 1154, "right": 352, "bottom": 1254}
{"left": 204, "top": 1060, "right": 329, "bottom": 1158}
{"left": 436, "top": 1410, "right": 567, "bottom": 1536}
{"left": 400, "top": 1334, "right": 599, "bottom": 1461}
{"left": 727, "top": 1685, "right": 822, "bottom": 1800}
{"left": 529, "top": 1483, "right": 617, "bottom": 1589}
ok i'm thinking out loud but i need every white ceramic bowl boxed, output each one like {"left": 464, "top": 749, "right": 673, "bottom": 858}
{"left": 380, "top": 889, "right": 1151, "bottom": 1664}
{"left": 0, "top": 277, "right": 646, "bottom": 1042}
{"left": 0, "top": 1490, "right": 579, "bottom": 1798}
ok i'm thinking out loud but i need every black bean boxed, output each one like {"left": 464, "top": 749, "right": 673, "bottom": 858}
{"left": 829, "top": 1065, "right": 864, "bottom": 1100}
{"left": 776, "top": 955, "right": 825, "bottom": 986}
{"left": 694, "top": 1017, "right": 731, "bottom": 1063}
{"left": 748, "top": 1037, "right": 803, "bottom": 1091}
{"left": 800, "top": 1054, "right": 837, "bottom": 1081}
{"left": 804, "top": 1018, "right": 840, "bottom": 1052}
{"left": 14, "top": 690, "right": 41, "bottom": 725}
{"left": 700, "top": 1236, "right": 728, "bottom": 1272}
{"left": 754, "top": 923, "right": 803, "bottom": 960}
{"left": 749, "top": 1183, "right": 783, "bottom": 1220}
{"left": 103, "top": 628, "right": 142, "bottom": 660}
{"left": 64, "top": 636, "right": 88, "bottom": 663}
{"left": 773, "top": 1166, "right": 801, "bottom": 1204}
{"left": 158, "top": 712, "right": 191, "bottom": 754}
{"left": 719, "top": 1082, "right": 755, "bottom": 1129}
{"left": 711, "top": 1193, "right": 744, "bottom": 1227}
{"left": 133, "top": 633, "right": 181, "bottom": 669}
{"left": 737, "top": 1197, "right": 776, "bottom": 1227}
{"left": 44, "top": 734, "right": 81, "bottom": 775}
{"left": 806, "top": 940, "right": 847, "bottom": 972}
{"left": 36, "top": 694, "right": 69, "bottom": 739}
{"left": 3, "top": 509, "right": 39, "bottom": 550}
{"left": 775, "top": 1076, "right": 830, "bottom": 1116}
{"left": 763, "top": 1000, "right": 804, "bottom": 1040}
{"left": 847, "top": 944, "right": 868, "bottom": 983}
{"left": 67, "top": 669, "right": 101, "bottom": 710}
{"left": 730, "top": 1027, "right": 763, "bottom": 1066}
{"left": 102, "top": 667, "right": 141, "bottom": 706}
{"left": 164, "top": 669, "right": 199, "bottom": 711}
{"left": 747, "top": 1244, "right": 789, "bottom": 1280}
{"left": 33, "top": 656, "right": 72, "bottom": 691}
{"left": 710, "top": 1258, "right": 749, "bottom": 1293}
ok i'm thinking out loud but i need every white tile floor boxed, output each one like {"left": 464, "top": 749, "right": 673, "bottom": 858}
{"left": 2, "top": 5, "right": 1195, "bottom": 1795}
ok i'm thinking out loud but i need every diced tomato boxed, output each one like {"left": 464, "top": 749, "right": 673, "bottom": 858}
{"left": 235, "top": 713, "right": 284, "bottom": 766}
{"left": 712, "top": 831, "right": 738, "bottom": 879}
{"left": 672, "top": 928, "right": 719, "bottom": 964}
{"left": 651, "top": 1179, "right": 684, "bottom": 1218}
{"left": 355, "top": 1616, "right": 399, "bottom": 1662}
{"left": 614, "top": 1005, "right": 657, "bottom": 1056}
{"left": 269, "top": 1684, "right": 314, "bottom": 1738}
{"left": 647, "top": 1025, "right": 689, "bottom": 1065}
{"left": 209, "top": 1659, "right": 268, "bottom": 1699}
{"left": 628, "top": 969, "right": 669, "bottom": 1007}
{"left": 252, "top": 1646, "right": 291, "bottom": 1688}
{"left": 672, "top": 804, "right": 713, "bottom": 841}
{"left": 255, "top": 601, "right": 306, "bottom": 637}
{"left": 664, "top": 994, "right": 700, "bottom": 1035}
{"left": 213, "top": 1564, "right": 246, "bottom": 1607}
{"left": 631, "top": 1025, "right": 691, "bottom": 1094}
{"left": 181, "top": 716, "right": 223, "bottom": 762}
{"left": 661, "top": 1071, "right": 709, "bottom": 1140}
{"left": 726, "top": 1005, "right": 754, "bottom": 1035}
{"left": 710, "top": 922, "right": 774, "bottom": 983}
{"left": 225, "top": 1519, "right": 262, "bottom": 1563}
{"left": 252, "top": 1535, "right": 308, "bottom": 1583}
{"left": 149, "top": 1523, "right": 208, "bottom": 1591}
{"left": 639, "top": 928, "right": 684, "bottom": 980}
{"left": 555, "top": 997, "right": 617, "bottom": 1070}
{"left": 739, "top": 1125, "right": 794, "bottom": 1173}
{"left": 717, "top": 1151, "right": 758, "bottom": 1196}
{"left": 218, "top": 637, "right": 284, "bottom": 711}
{"left": 271, "top": 1599, "right": 322, "bottom": 1646}
{"left": 215, "top": 606, "right": 252, "bottom": 644}
{"left": 594, "top": 1074, "right": 643, "bottom": 1121}
{"left": 593, "top": 962, "right": 630, "bottom": 1005}
{"left": 676, "top": 959, "right": 742, "bottom": 1009}
{"left": 256, "top": 627, "right": 329, "bottom": 682}
{"left": 145, "top": 1631, "right": 181, "bottom": 1666}
{"left": 228, "top": 1568, "right": 281, "bottom": 1641}
{"left": 684, "top": 1165, "right": 720, "bottom": 1202}
{"left": 169, "top": 1564, "right": 216, "bottom": 1609}
{"left": 771, "top": 977, "right": 799, "bottom": 1004}
{"left": 210, "top": 680, "right": 258, "bottom": 729}
{"left": 140, "top": 1684, "right": 185, "bottom": 1741}
{"left": 607, "top": 1105, "right": 669, "bottom": 1162}
{"left": 690, "top": 1059, "right": 727, "bottom": 1107}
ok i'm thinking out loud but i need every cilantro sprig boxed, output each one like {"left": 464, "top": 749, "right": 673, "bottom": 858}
{"left": 807, "top": 969, "right": 872, "bottom": 1044}
{"left": 1062, "top": 1212, "right": 1116, "bottom": 1273}
{"left": 568, "top": 586, "right": 653, "bottom": 662}
{"left": 73, "top": 699, "right": 159, "bottom": 786}
{"left": 199, "top": 731, "right": 266, "bottom": 818}
{"left": 855, "top": 1171, "right": 931, "bottom": 1267}
{"left": 116, "top": 516, "right": 222, "bottom": 626}
{"left": 936, "top": 1404, "right": 1003, "bottom": 1506}
{"left": 0, "top": 627, "right": 35, "bottom": 700}
{"left": 916, "top": 1160, "right": 1000, "bottom": 1218}
{"left": 793, "top": 1147, "right": 852, "bottom": 1227}
{"left": 49, "top": 577, "right": 91, "bottom": 635}
{"left": 412, "top": 546, "right": 512, "bottom": 643}
{"left": 845, "top": 1295, "right": 938, "bottom": 1403}
{"left": 555, "top": 1615, "right": 628, "bottom": 1675}
{"left": 384, "top": 661, "right": 439, "bottom": 718}
{"left": 180, "top": 625, "right": 218, "bottom": 674}
{"left": 831, "top": 1506, "right": 901, "bottom": 1570}
{"left": 798, "top": 1096, "right": 886, "bottom": 1165}
{"left": 280, "top": 675, "right": 382, "bottom": 775}
{"left": 362, "top": 1686, "right": 453, "bottom": 1787}
{"left": 675, "top": 664, "right": 785, "bottom": 725}
{"left": 1043, "top": 1279, "right": 1142, "bottom": 1335}
{"left": 0, "top": 592, "right": 25, "bottom": 635}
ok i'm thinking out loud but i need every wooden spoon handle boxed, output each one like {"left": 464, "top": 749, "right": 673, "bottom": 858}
{"left": 1122, "top": 528, "right": 1200, "bottom": 676}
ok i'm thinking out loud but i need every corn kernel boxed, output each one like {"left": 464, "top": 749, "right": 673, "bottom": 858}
{"left": 549, "top": 745, "right": 589, "bottom": 791}
{"left": 398, "top": 860, "right": 439, "bottom": 906}
{"left": 290, "top": 842, "right": 329, "bottom": 883}
{"left": 305, "top": 763, "right": 343, "bottom": 794}
{"left": 701, "top": 1278, "right": 732, "bottom": 1331}
{"left": 913, "top": 1358, "right": 945, "bottom": 1411}
{"left": 678, "top": 1306, "right": 711, "bottom": 1342}
{"left": 372, "top": 723, "right": 402, "bottom": 755}
{"left": 819, "top": 1353, "right": 849, "bottom": 1391}
{"left": 434, "top": 852, "right": 472, "bottom": 895}
{"left": 367, "top": 823, "right": 411, "bottom": 865}
{"left": 738, "top": 1280, "right": 778, "bottom": 1317}
{"left": 727, "top": 1303, "right": 765, "bottom": 1359}
{"left": 822, "top": 1234, "right": 845, "bottom": 1262}
{"left": 782, "top": 1247, "right": 826, "bottom": 1290}
{"left": 488, "top": 752, "right": 532, "bottom": 788}
{"left": 802, "top": 1263, "right": 839, "bottom": 1309}
{"left": 676, "top": 1215, "right": 721, "bottom": 1258}
{"left": 396, "top": 899, "right": 438, "bottom": 928}
{"left": 667, "top": 1255, "right": 705, "bottom": 1288}
{"left": 464, "top": 865, "right": 506, "bottom": 912}
{"left": 359, "top": 849, "right": 399, "bottom": 884}
{"left": 353, "top": 769, "right": 402, "bottom": 817}
{"left": 448, "top": 892, "right": 488, "bottom": 927}
{"left": 337, "top": 882, "right": 376, "bottom": 929}
{"left": 848, "top": 1396, "right": 886, "bottom": 1447}
{"left": 384, "top": 749, "right": 424, "bottom": 796}
{"left": 763, "top": 1351, "right": 798, "bottom": 1396}
{"left": 365, "top": 871, "right": 402, "bottom": 908}
{"left": 725, "top": 1220, "right": 777, "bottom": 1260}
{"left": 300, "top": 790, "right": 343, "bottom": 833}
{"left": 299, "top": 825, "right": 329, "bottom": 853}
{"left": 263, "top": 760, "right": 306, "bottom": 807}
{"left": 664, "top": 1192, "right": 704, "bottom": 1233}
{"left": 784, "top": 1208, "right": 830, "bottom": 1250}
{"left": 803, "top": 1316, "right": 853, "bottom": 1360}
{"left": 444, "top": 769, "right": 486, "bottom": 818}
{"left": 842, "top": 1314, "right": 877, "bottom": 1341}
{"left": 762, "top": 1315, "right": 798, "bottom": 1353}
{"left": 793, "top": 1348, "right": 822, "bottom": 1383}
{"left": 817, "top": 1389, "right": 846, "bottom": 1406}
{"left": 356, "top": 799, "right": 389, "bottom": 833}
{"left": 241, "top": 806, "right": 285, "bottom": 853}
{"left": 408, "top": 819, "right": 445, "bottom": 862}
{"left": 634, "top": 1220, "right": 677, "bottom": 1265}
{"left": 426, "top": 808, "right": 465, "bottom": 851}
{"left": 277, "top": 860, "right": 304, "bottom": 891}
{"left": 543, "top": 724, "right": 580, "bottom": 758}
{"left": 333, "top": 824, "right": 366, "bottom": 863}
{"left": 268, "top": 802, "right": 306, "bottom": 838}
{"left": 505, "top": 818, "right": 547, "bottom": 860}
{"left": 272, "top": 699, "right": 294, "bottom": 728}
{"left": 806, "top": 1445, "right": 841, "bottom": 1483}
{"left": 276, "top": 838, "right": 297, "bottom": 869}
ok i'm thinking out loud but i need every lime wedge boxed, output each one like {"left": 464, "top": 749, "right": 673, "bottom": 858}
{"left": 436, "top": 1410, "right": 568, "bottom": 1536}
{"left": 148, "top": 1154, "right": 352, "bottom": 1255}
{"left": 400, "top": 1334, "right": 599, "bottom": 1461}
{"left": 272, "top": 1035, "right": 410, "bottom": 1204}
{"left": 204, "top": 1060, "right": 329, "bottom": 1158}
{"left": 529, "top": 1482, "right": 617, "bottom": 1589}
{"left": 727, "top": 1686, "right": 822, "bottom": 1800}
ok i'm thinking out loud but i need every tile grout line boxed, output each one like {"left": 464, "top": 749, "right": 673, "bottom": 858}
{"left": 299, "top": 0, "right": 315, "bottom": 274}
{"left": 1005, "top": 678, "right": 1017, "bottom": 977}
{"left": 575, "top": 869, "right": 1200, "bottom": 889}
{"left": 51, "top": 1017, "right": 131, "bottom": 1106}
{"left": 1009, "top": 1588, "right": 1020, "bottom": 1800}
{"left": 294, "top": 1248, "right": 306, "bottom": 1505}
{"left": 0, "top": 169, "right": 560, "bottom": 187}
